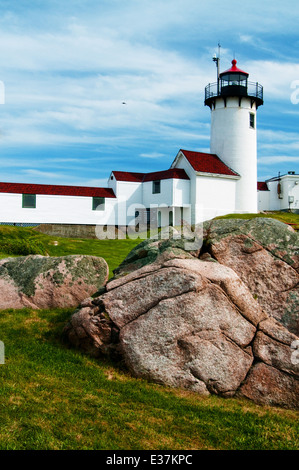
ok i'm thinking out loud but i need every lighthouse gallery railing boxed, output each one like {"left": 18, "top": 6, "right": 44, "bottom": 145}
{"left": 205, "top": 81, "right": 263, "bottom": 102}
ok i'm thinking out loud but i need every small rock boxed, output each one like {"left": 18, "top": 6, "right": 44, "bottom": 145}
{"left": 239, "top": 362, "right": 299, "bottom": 409}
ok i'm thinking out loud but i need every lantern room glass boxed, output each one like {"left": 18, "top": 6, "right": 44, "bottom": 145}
{"left": 220, "top": 73, "right": 248, "bottom": 88}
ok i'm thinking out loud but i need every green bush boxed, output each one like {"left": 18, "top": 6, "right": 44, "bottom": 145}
{"left": 0, "top": 238, "right": 47, "bottom": 256}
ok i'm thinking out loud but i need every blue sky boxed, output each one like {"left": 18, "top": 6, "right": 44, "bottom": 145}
{"left": 0, "top": 0, "right": 299, "bottom": 187}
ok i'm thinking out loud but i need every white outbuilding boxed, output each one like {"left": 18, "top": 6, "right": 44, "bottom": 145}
{"left": 258, "top": 172, "right": 299, "bottom": 213}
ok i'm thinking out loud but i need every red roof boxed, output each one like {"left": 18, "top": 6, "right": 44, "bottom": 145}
{"left": 112, "top": 168, "right": 189, "bottom": 182}
{"left": 220, "top": 59, "right": 248, "bottom": 76}
{"left": 0, "top": 182, "right": 116, "bottom": 198}
{"left": 180, "top": 150, "right": 239, "bottom": 177}
{"left": 143, "top": 168, "right": 189, "bottom": 182}
{"left": 257, "top": 182, "right": 269, "bottom": 191}
{"left": 112, "top": 171, "right": 145, "bottom": 182}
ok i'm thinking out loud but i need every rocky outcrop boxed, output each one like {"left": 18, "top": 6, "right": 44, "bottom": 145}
{"left": 204, "top": 218, "right": 299, "bottom": 335}
{"left": 0, "top": 254, "right": 108, "bottom": 309}
{"left": 64, "top": 218, "right": 299, "bottom": 409}
{"left": 114, "top": 218, "right": 299, "bottom": 335}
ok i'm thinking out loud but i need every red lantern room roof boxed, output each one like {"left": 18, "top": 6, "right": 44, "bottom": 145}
{"left": 220, "top": 59, "right": 249, "bottom": 77}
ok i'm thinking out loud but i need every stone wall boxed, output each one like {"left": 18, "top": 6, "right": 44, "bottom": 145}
{"left": 35, "top": 224, "right": 125, "bottom": 239}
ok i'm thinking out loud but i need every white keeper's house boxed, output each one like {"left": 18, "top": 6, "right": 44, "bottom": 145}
{"left": 0, "top": 59, "right": 298, "bottom": 229}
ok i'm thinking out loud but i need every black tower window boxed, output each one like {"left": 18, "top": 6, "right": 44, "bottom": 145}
{"left": 249, "top": 113, "right": 255, "bottom": 129}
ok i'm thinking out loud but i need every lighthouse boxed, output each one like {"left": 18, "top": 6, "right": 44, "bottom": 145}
{"left": 205, "top": 58, "right": 263, "bottom": 213}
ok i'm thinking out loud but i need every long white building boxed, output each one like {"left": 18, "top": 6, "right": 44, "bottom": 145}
{"left": 0, "top": 59, "right": 298, "bottom": 230}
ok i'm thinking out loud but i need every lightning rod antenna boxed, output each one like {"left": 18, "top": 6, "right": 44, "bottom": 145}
{"left": 213, "top": 42, "right": 221, "bottom": 94}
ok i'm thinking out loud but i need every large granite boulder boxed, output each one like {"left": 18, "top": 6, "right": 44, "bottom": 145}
{"left": 204, "top": 218, "right": 299, "bottom": 335}
{"left": 0, "top": 254, "right": 108, "bottom": 309}
{"left": 63, "top": 218, "right": 299, "bottom": 409}
{"left": 114, "top": 218, "right": 299, "bottom": 335}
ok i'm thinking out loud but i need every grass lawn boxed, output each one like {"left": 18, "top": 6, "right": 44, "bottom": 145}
{"left": 0, "top": 225, "right": 141, "bottom": 277}
{"left": 0, "top": 307, "right": 298, "bottom": 450}
{"left": 0, "top": 215, "right": 298, "bottom": 450}
{"left": 215, "top": 211, "right": 299, "bottom": 230}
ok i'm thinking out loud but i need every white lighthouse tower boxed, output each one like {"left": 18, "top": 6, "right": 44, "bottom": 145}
{"left": 205, "top": 58, "right": 263, "bottom": 213}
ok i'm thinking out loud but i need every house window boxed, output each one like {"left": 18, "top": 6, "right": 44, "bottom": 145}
{"left": 22, "top": 194, "right": 36, "bottom": 208}
{"left": 249, "top": 113, "right": 255, "bottom": 129}
{"left": 152, "top": 180, "right": 161, "bottom": 194}
{"left": 92, "top": 197, "right": 105, "bottom": 211}
{"left": 157, "top": 211, "right": 161, "bottom": 228}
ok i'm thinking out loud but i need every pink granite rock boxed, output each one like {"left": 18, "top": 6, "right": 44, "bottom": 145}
{"left": 205, "top": 218, "right": 299, "bottom": 335}
{"left": 0, "top": 254, "right": 108, "bottom": 309}
{"left": 64, "top": 218, "right": 299, "bottom": 409}
{"left": 64, "top": 255, "right": 299, "bottom": 409}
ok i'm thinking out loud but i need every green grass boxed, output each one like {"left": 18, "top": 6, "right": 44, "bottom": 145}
{"left": 0, "top": 307, "right": 298, "bottom": 450}
{"left": 0, "top": 218, "right": 298, "bottom": 450}
{"left": 215, "top": 211, "right": 299, "bottom": 230}
{"left": 0, "top": 225, "right": 140, "bottom": 276}
{"left": 0, "top": 211, "right": 297, "bottom": 269}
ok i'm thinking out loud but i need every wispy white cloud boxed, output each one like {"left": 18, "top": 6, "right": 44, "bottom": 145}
{"left": 258, "top": 129, "right": 299, "bottom": 154}
{"left": 76, "top": 178, "right": 109, "bottom": 188}
{"left": 21, "top": 169, "right": 68, "bottom": 179}
{"left": 244, "top": 60, "right": 299, "bottom": 100}
{"left": 0, "top": 0, "right": 298, "bottom": 185}
{"left": 258, "top": 155, "right": 299, "bottom": 164}
{"left": 139, "top": 152, "right": 166, "bottom": 159}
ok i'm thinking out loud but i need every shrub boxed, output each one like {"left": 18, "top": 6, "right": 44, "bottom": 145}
{"left": 0, "top": 238, "right": 47, "bottom": 256}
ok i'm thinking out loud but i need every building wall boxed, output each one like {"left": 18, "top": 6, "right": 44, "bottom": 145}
{"left": 265, "top": 181, "right": 281, "bottom": 211}
{"left": 266, "top": 175, "right": 299, "bottom": 211}
{"left": 257, "top": 190, "right": 270, "bottom": 211}
{"left": 172, "top": 152, "right": 238, "bottom": 224}
{"left": 284, "top": 176, "right": 299, "bottom": 211}
{"left": 142, "top": 179, "right": 173, "bottom": 208}
{"left": 195, "top": 175, "right": 237, "bottom": 222}
{"left": 113, "top": 181, "right": 143, "bottom": 226}
{"left": 4, "top": 168, "right": 296, "bottom": 229}
{"left": 171, "top": 152, "right": 198, "bottom": 224}
{"left": 108, "top": 173, "right": 117, "bottom": 193}
{"left": 172, "top": 178, "right": 190, "bottom": 207}
{"left": 142, "top": 178, "right": 190, "bottom": 208}
{"left": 107, "top": 177, "right": 191, "bottom": 228}
{"left": 0, "top": 177, "right": 192, "bottom": 228}
{"left": 0, "top": 192, "right": 117, "bottom": 225}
